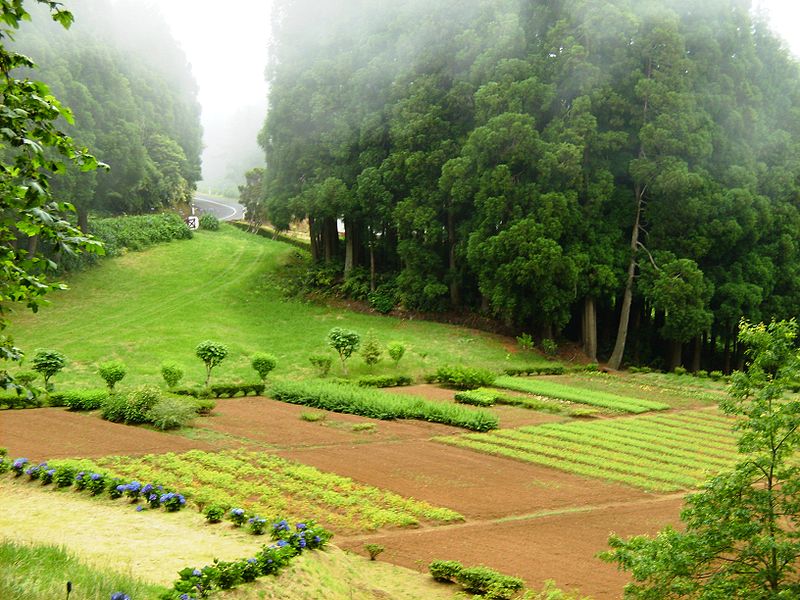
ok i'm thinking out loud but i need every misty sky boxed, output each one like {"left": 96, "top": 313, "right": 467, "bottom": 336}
{"left": 144, "top": 0, "right": 800, "bottom": 182}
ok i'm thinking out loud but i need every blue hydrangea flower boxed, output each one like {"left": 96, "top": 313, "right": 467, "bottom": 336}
{"left": 148, "top": 493, "right": 158, "bottom": 501}
{"left": 110, "top": 593, "right": 130, "bottom": 600}
{"left": 231, "top": 508, "right": 244, "bottom": 516}
{"left": 116, "top": 484, "right": 125, "bottom": 492}
{"left": 313, "top": 535, "right": 321, "bottom": 543}
{"left": 12, "top": 458, "right": 28, "bottom": 468}
{"left": 135, "top": 505, "right": 144, "bottom": 512}
{"left": 276, "top": 539, "right": 288, "bottom": 547}
{"left": 192, "top": 568, "right": 202, "bottom": 577}
{"left": 90, "top": 472, "right": 102, "bottom": 481}
{"left": 296, "top": 522, "right": 306, "bottom": 530}
{"left": 247, "top": 558, "right": 257, "bottom": 564}
{"left": 142, "top": 483, "right": 153, "bottom": 494}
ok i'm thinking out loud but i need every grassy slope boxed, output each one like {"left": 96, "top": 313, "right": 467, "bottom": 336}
{"left": 7, "top": 225, "right": 539, "bottom": 389}
{"left": 0, "top": 480, "right": 455, "bottom": 600}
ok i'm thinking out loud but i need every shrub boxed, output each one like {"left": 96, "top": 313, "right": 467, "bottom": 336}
{"left": 101, "top": 395, "right": 128, "bottom": 423}
{"left": 11, "top": 457, "right": 28, "bottom": 476}
{"left": 309, "top": 354, "right": 332, "bottom": 377}
{"left": 160, "top": 361, "right": 184, "bottom": 388}
{"left": 356, "top": 374, "right": 412, "bottom": 388}
{"left": 147, "top": 397, "right": 196, "bottom": 430}
{"left": 300, "top": 411, "right": 325, "bottom": 422}
{"left": 208, "top": 383, "right": 265, "bottom": 398}
{"left": 503, "top": 365, "right": 565, "bottom": 376}
{"left": 86, "top": 472, "right": 107, "bottom": 495}
{"left": 541, "top": 338, "right": 558, "bottom": 357}
{"left": 251, "top": 353, "right": 277, "bottom": 382}
{"left": 327, "top": 327, "right": 361, "bottom": 375}
{"left": 83, "top": 213, "right": 191, "bottom": 260}
{"left": 430, "top": 366, "right": 495, "bottom": 390}
{"left": 368, "top": 283, "right": 397, "bottom": 314}
{"left": 15, "top": 371, "right": 37, "bottom": 387}
{"left": 54, "top": 389, "right": 109, "bottom": 411}
{"left": 199, "top": 213, "right": 220, "bottom": 230}
{"left": 98, "top": 360, "right": 127, "bottom": 391}
{"left": 204, "top": 504, "right": 227, "bottom": 523}
{"left": 516, "top": 332, "right": 534, "bottom": 351}
{"left": 195, "top": 340, "right": 229, "bottom": 386}
{"left": 673, "top": 366, "right": 688, "bottom": 376}
{"left": 230, "top": 507, "right": 247, "bottom": 527}
{"left": 365, "top": 543, "right": 384, "bottom": 561}
{"left": 387, "top": 341, "right": 405, "bottom": 366}
{"left": 160, "top": 492, "right": 186, "bottom": 512}
{"left": 361, "top": 335, "right": 383, "bottom": 368}
{"left": 248, "top": 515, "right": 267, "bottom": 535}
{"left": 190, "top": 398, "right": 216, "bottom": 415}
{"left": 709, "top": 370, "right": 724, "bottom": 381}
{"left": 429, "top": 560, "right": 463, "bottom": 582}
{"left": 455, "top": 566, "right": 524, "bottom": 599}
{"left": 124, "top": 385, "right": 161, "bottom": 424}
{"left": 695, "top": 369, "right": 709, "bottom": 378}
{"left": 454, "top": 389, "right": 497, "bottom": 407}
{"left": 0, "top": 456, "right": 9, "bottom": 475}
{"left": 31, "top": 349, "right": 66, "bottom": 391}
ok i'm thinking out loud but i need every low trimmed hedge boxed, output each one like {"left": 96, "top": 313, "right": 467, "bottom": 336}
{"left": 269, "top": 380, "right": 497, "bottom": 431}
{"left": 503, "top": 365, "right": 565, "bottom": 376}
{"left": 355, "top": 374, "right": 413, "bottom": 388}
{"left": 426, "top": 366, "right": 496, "bottom": 390}
{"left": 454, "top": 389, "right": 498, "bottom": 407}
{"left": 53, "top": 389, "right": 109, "bottom": 411}
{"left": 0, "top": 392, "right": 42, "bottom": 409}
{"left": 173, "top": 383, "right": 265, "bottom": 398}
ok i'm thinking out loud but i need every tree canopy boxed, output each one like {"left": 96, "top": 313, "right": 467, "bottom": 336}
{"left": 259, "top": 0, "right": 800, "bottom": 371}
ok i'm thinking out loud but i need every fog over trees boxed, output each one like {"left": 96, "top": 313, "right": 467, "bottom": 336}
{"left": 252, "top": 0, "right": 800, "bottom": 371}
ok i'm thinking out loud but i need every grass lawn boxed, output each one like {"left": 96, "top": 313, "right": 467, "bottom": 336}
{"left": 7, "top": 225, "right": 543, "bottom": 390}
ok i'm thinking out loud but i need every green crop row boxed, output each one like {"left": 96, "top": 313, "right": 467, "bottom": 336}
{"left": 269, "top": 379, "right": 498, "bottom": 431}
{"left": 79, "top": 449, "right": 463, "bottom": 533}
{"left": 492, "top": 376, "right": 670, "bottom": 413}
{"left": 436, "top": 410, "right": 738, "bottom": 491}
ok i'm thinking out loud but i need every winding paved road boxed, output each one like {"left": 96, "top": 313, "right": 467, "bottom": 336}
{"left": 192, "top": 193, "right": 244, "bottom": 221}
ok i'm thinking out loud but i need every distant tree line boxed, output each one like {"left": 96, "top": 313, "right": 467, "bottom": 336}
{"left": 254, "top": 0, "right": 800, "bottom": 371}
{"left": 12, "top": 0, "right": 202, "bottom": 230}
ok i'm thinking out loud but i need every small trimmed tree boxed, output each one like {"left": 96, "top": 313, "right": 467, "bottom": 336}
{"left": 195, "top": 340, "right": 228, "bottom": 386}
{"left": 388, "top": 342, "right": 406, "bottom": 367}
{"left": 98, "top": 360, "right": 126, "bottom": 391}
{"left": 31, "top": 349, "right": 66, "bottom": 391}
{"left": 361, "top": 334, "right": 382, "bottom": 368}
{"left": 327, "top": 327, "right": 360, "bottom": 375}
{"left": 251, "top": 352, "right": 277, "bottom": 382}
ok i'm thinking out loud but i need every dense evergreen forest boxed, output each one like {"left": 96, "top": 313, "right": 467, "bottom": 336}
{"left": 12, "top": 0, "right": 202, "bottom": 229}
{"left": 254, "top": 0, "right": 800, "bottom": 371}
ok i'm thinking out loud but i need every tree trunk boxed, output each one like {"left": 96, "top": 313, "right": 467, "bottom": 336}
{"left": 369, "top": 232, "right": 376, "bottom": 293}
{"left": 344, "top": 219, "right": 354, "bottom": 276}
{"left": 669, "top": 339, "right": 682, "bottom": 371}
{"left": 77, "top": 207, "right": 89, "bottom": 233}
{"left": 583, "top": 297, "right": 597, "bottom": 362}
{"left": 447, "top": 202, "right": 460, "bottom": 307}
{"left": 691, "top": 336, "right": 702, "bottom": 372}
{"left": 608, "top": 184, "right": 645, "bottom": 370}
{"left": 26, "top": 235, "right": 39, "bottom": 259}
{"left": 723, "top": 332, "right": 731, "bottom": 374}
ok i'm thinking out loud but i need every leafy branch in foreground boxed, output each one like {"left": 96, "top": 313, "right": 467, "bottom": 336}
{"left": 601, "top": 319, "right": 800, "bottom": 599}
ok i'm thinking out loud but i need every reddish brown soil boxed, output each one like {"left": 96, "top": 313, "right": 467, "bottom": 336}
{"left": 0, "top": 408, "right": 212, "bottom": 460}
{"left": 0, "top": 399, "right": 686, "bottom": 598}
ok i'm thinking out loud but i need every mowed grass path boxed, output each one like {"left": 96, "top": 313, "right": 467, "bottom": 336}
{"left": 8, "top": 225, "right": 530, "bottom": 388}
{"left": 437, "top": 410, "right": 740, "bottom": 492}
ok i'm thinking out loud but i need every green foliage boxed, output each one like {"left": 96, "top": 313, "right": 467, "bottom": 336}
{"left": 84, "top": 214, "right": 192, "bottom": 260}
{"left": 454, "top": 389, "right": 497, "bottom": 407}
{"left": 601, "top": 319, "right": 800, "bottom": 597}
{"left": 270, "top": 379, "right": 497, "bottom": 431}
{"left": 54, "top": 389, "right": 109, "bottom": 411}
{"left": 429, "top": 366, "right": 495, "bottom": 390}
{"left": 364, "top": 543, "right": 384, "bottom": 561}
{"left": 160, "top": 361, "right": 184, "bottom": 388}
{"left": 516, "top": 333, "right": 534, "bottom": 351}
{"left": 100, "top": 394, "right": 127, "bottom": 423}
{"left": 673, "top": 366, "right": 688, "bottom": 376}
{"left": 300, "top": 411, "right": 325, "bottom": 422}
{"left": 429, "top": 559, "right": 463, "bottom": 582}
{"left": 493, "top": 376, "right": 669, "bottom": 413}
{"left": 308, "top": 354, "right": 332, "bottom": 377}
{"left": 540, "top": 338, "right": 558, "bottom": 357}
{"left": 208, "top": 383, "right": 265, "bottom": 398}
{"left": 250, "top": 352, "right": 277, "bottom": 382}
{"left": 147, "top": 397, "right": 196, "bottom": 430}
{"left": 360, "top": 334, "right": 383, "bottom": 368}
{"left": 356, "top": 374, "right": 412, "bottom": 388}
{"left": 204, "top": 504, "right": 228, "bottom": 524}
{"left": 199, "top": 213, "right": 220, "bottom": 231}
{"left": 455, "top": 565, "right": 524, "bottom": 599}
{"left": 387, "top": 342, "right": 405, "bottom": 366}
{"left": 367, "top": 284, "right": 397, "bottom": 314}
{"left": 31, "top": 349, "right": 66, "bottom": 390}
{"left": 503, "top": 365, "right": 565, "bottom": 376}
{"left": 123, "top": 385, "right": 161, "bottom": 424}
{"left": 195, "top": 340, "right": 229, "bottom": 386}
{"left": 189, "top": 398, "right": 216, "bottom": 416}
{"left": 98, "top": 360, "right": 126, "bottom": 391}
{"left": 327, "top": 327, "right": 360, "bottom": 375}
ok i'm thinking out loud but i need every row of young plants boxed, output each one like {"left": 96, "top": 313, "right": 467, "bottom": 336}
{"left": 436, "top": 410, "right": 738, "bottom": 491}
{"left": 492, "top": 376, "right": 670, "bottom": 413}
{"left": 62, "top": 449, "right": 464, "bottom": 532}
{"left": 161, "top": 520, "right": 333, "bottom": 599}
{"left": 0, "top": 450, "right": 189, "bottom": 512}
{"left": 454, "top": 388, "right": 599, "bottom": 417}
{"left": 429, "top": 560, "right": 524, "bottom": 600}
{"left": 269, "top": 378, "right": 498, "bottom": 431}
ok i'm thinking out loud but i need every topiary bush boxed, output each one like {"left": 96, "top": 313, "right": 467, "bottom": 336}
{"left": 199, "top": 213, "right": 220, "bottom": 231}
{"left": 98, "top": 360, "right": 127, "bottom": 391}
{"left": 147, "top": 397, "right": 196, "bottom": 430}
{"left": 54, "top": 389, "right": 109, "bottom": 411}
{"left": 360, "top": 334, "right": 383, "bottom": 368}
{"left": 161, "top": 361, "right": 184, "bottom": 388}
{"left": 251, "top": 352, "right": 277, "bottom": 382}
{"left": 195, "top": 340, "right": 229, "bottom": 386}
{"left": 387, "top": 341, "right": 405, "bottom": 366}
{"left": 327, "top": 328, "right": 360, "bottom": 375}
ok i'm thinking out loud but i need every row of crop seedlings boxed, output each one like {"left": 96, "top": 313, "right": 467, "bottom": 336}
{"left": 84, "top": 449, "right": 462, "bottom": 532}
{"left": 436, "top": 410, "right": 739, "bottom": 492}
{"left": 491, "top": 376, "right": 670, "bottom": 413}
